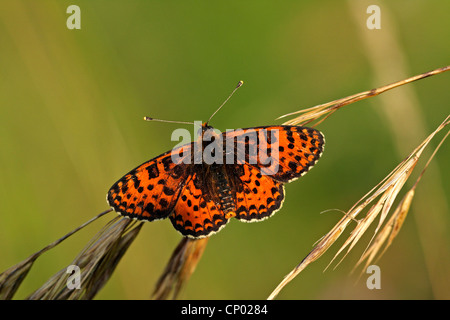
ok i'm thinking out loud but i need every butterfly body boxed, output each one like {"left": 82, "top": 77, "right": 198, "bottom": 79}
{"left": 107, "top": 123, "right": 324, "bottom": 238}
{"left": 206, "top": 163, "right": 236, "bottom": 217}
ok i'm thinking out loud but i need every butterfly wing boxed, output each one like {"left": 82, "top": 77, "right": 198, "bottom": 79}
{"left": 227, "top": 163, "right": 285, "bottom": 222}
{"left": 169, "top": 167, "right": 229, "bottom": 238}
{"left": 107, "top": 143, "right": 192, "bottom": 221}
{"left": 107, "top": 125, "right": 324, "bottom": 236}
{"left": 224, "top": 126, "right": 324, "bottom": 182}
{"left": 223, "top": 126, "right": 324, "bottom": 222}
{"left": 268, "top": 126, "right": 324, "bottom": 182}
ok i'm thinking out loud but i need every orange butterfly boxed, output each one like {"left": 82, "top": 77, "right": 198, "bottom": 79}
{"left": 107, "top": 82, "right": 324, "bottom": 238}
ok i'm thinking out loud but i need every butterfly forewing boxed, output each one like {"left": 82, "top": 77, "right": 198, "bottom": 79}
{"left": 107, "top": 143, "right": 192, "bottom": 221}
{"left": 223, "top": 126, "right": 324, "bottom": 182}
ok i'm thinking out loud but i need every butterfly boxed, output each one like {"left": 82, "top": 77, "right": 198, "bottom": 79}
{"left": 106, "top": 82, "right": 325, "bottom": 238}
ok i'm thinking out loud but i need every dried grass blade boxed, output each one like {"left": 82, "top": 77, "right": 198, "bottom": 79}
{"left": 267, "top": 212, "right": 354, "bottom": 300}
{"left": 355, "top": 188, "right": 415, "bottom": 274}
{"left": 0, "top": 258, "right": 35, "bottom": 300}
{"left": 27, "top": 216, "right": 143, "bottom": 300}
{"left": 356, "top": 118, "right": 450, "bottom": 272}
{"left": 0, "top": 209, "right": 112, "bottom": 300}
{"left": 278, "top": 66, "right": 450, "bottom": 126}
{"left": 152, "top": 237, "right": 209, "bottom": 300}
{"left": 268, "top": 114, "right": 449, "bottom": 300}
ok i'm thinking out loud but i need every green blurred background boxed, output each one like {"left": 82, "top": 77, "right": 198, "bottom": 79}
{"left": 1, "top": 1, "right": 449, "bottom": 299}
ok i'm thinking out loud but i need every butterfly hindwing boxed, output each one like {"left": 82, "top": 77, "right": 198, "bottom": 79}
{"left": 230, "top": 164, "right": 285, "bottom": 222}
{"left": 170, "top": 169, "right": 229, "bottom": 238}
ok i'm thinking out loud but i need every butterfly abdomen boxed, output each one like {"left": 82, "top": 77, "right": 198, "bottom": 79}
{"left": 209, "top": 164, "right": 236, "bottom": 217}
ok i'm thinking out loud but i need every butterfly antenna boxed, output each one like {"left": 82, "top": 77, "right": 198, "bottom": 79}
{"left": 206, "top": 80, "right": 244, "bottom": 125}
{"left": 143, "top": 117, "right": 200, "bottom": 127}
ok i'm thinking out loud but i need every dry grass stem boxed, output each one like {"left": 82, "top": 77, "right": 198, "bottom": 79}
{"left": 355, "top": 123, "right": 450, "bottom": 275}
{"left": 0, "top": 209, "right": 112, "bottom": 300}
{"left": 277, "top": 66, "right": 450, "bottom": 127}
{"left": 152, "top": 237, "right": 209, "bottom": 300}
{"left": 27, "top": 216, "right": 143, "bottom": 300}
{"left": 268, "top": 115, "right": 449, "bottom": 300}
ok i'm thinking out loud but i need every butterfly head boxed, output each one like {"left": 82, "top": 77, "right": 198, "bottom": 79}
{"left": 201, "top": 122, "right": 214, "bottom": 132}
{"left": 198, "top": 122, "right": 219, "bottom": 142}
